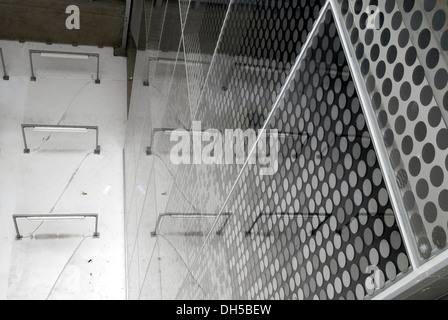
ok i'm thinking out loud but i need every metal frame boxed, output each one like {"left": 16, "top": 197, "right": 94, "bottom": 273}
{"left": 372, "top": 249, "right": 448, "bottom": 300}
{"left": 146, "top": 127, "right": 179, "bottom": 155}
{"left": 29, "top": 49, "right": 101, "bottom": 84}
{"left": 330, "top": 0, "right": 448, "bottom": 300}
{"left": 329, "top": 0, "right": 421, "bottom": 269}
{"left": 21, "top": 124, "right": 101, "bottom": 155}
{"left": 151, "top": 212, "right": 232, "bottom": 237}
{"left": 0, "top": 48, "right": 9, "bottom": 80}
{"left": 13, "top": 213, "right": 100, "bottom": 240}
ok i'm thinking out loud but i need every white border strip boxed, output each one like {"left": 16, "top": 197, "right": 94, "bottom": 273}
{"left": 372, "top": 248, "right": 448, "bottom": 299}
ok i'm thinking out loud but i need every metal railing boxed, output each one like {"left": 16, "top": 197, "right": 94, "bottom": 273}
{"left": 29, "top": 49, "right": 100, "bottom": 83}
{"left": 21, "top": 124, "right": 101, "bottom": 154}
{"left": 13, "top": 213, "right": 100, "bottom": 240}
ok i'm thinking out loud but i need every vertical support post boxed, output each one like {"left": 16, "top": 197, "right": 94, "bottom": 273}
{"left": 93, "top": 214, "right": 100, "bottom": 238}
{"left": 13, "top": 216, "right": 22, "bottom": 240}
{"left": 95, "top": 54, "right": 101, "bottom": 84}
{"left": 94, "top": 127, "right": 101, "bottom": 154}
{"left": 29, "top": 51, "right": 36, "bottom": 81}
{"left": 21, "top": 125, "right": 30, "bottom": 154}
{"left": 0, "top": 48, "right": 9, "bottom": 80}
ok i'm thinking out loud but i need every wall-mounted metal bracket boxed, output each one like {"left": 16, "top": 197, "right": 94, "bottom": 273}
{"left": 13, "top": 213, "right": 100, "bottom": 240}
{"left": 0, "top": 48, "right": 9, "bottom": 80}
{"left": 146, "top": 128, "right": 181, "bottom": 156}
{"left": 151, "top": 212, "right": 232, "bottom": 237}
{"left": 144, "top": 56, "right": 212, "bottom": 87}
{"left": 29, "top": 49, "right": 101, "bottom": 83}
{"left": 21, "top": 124, "right": 101, "bottom": 155}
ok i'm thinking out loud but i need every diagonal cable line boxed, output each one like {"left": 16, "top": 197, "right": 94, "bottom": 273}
{"left": 32, "top": 81, "right": 92, "bottom": 152}
{"left": 157, "top": 233, "right": 207, "bottom": 298}
{"left": 45, "top": 235, "right": 92, "bottom": 300}
{"left": 23, "top": 152, "right": 94, "bottom": 238}
{"left": 152, "top": 153, "right": 201, "bottom": 214}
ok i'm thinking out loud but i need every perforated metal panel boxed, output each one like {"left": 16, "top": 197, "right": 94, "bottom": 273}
{"left": 336, "top": 0, "right": 448, "bottom": 263}
{"left": 176, "top": 7, "right": 410, "bottom": 300}
{"left": 124, "top": 0, "right": 448, "bottom": 300}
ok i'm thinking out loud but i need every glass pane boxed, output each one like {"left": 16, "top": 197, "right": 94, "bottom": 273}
{"left": 177, "top": 9, "right": 411, "bottom": 300}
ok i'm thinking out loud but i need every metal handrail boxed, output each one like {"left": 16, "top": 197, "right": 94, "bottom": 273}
{"left": 29, "top": 49, "right": 100, "bottom": 83}
{"left": 13, "top": 213, "right": 100, "bottom": 240}
{"left": 21, "top": 124, "right": 101, "bottom": 155}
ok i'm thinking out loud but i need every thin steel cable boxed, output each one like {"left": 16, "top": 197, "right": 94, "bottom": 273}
{"left": 45, "top": 235, "right": 92, "bottom": 300}
{"left": 158, "top": 233, "right": 207, "bottom": 298}
{"left": 32, "top": 81, "right": 92, "bottom": 152}
{"left": 152, "top": 153, "right": 201, "bottom": 214}
{"left": 23, "top": 152, "right": 93, "bottom": 238}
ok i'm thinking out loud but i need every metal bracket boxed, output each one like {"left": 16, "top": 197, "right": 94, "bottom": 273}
{"left": 0, "top": 48, "right": 9, "bottom": 80}
{"left": 13, "top": 213, "right": 100, "bottom": 240}
{"left": 151, "top": 212, "right": 232, "bottom": 237}
{"left": 21, "top": 124, "right": 101, "bottom": 155}
{"left": 29, "top": 49, "right": 101, "bottom": 83}
{"left": 146, "top": 128, "right": 181, "bottom": 156}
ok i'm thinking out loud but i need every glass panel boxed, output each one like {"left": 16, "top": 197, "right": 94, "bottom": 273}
{"left": 177, "top": 9, "right": 411, "bottom": 300}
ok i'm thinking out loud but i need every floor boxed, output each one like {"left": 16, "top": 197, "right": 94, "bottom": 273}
{"left": 0, "top": 40, "right": 127, "bottom": 299}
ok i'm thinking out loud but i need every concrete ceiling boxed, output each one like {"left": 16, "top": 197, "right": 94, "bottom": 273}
{"left": 0, "top": 0, "right": 127, "bottom": 48}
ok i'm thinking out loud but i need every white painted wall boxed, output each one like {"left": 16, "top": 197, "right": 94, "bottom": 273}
{"left": 0, "top": 40, "right": 127, "bottom": 300}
